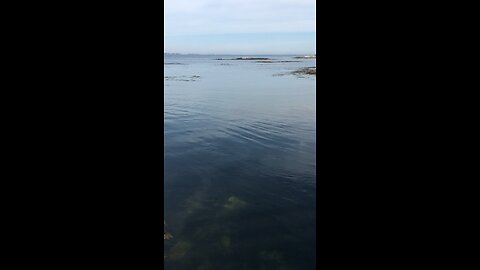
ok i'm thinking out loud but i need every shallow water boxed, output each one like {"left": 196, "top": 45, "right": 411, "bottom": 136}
{"left": 164, "top": 55, "right": 316, "bottom": 270}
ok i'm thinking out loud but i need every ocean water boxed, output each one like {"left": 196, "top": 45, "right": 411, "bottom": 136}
{"left": 164, "top": 55, "right": 316, "bottom": 270}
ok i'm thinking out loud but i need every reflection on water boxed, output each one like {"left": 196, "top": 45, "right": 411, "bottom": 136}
{"left": 164, "top": 55, "right": 316, "bottom": 270}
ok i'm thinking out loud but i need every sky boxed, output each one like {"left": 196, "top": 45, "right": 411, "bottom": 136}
{"left": 164, "top": 0, "right": 316, "bottom": 55}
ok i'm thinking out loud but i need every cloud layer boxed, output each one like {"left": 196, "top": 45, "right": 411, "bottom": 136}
{"left": 165, "top": 0, "right": 316, "bottom": 54}
{"left": 165, "top": 0, "right": 315, "bottom": 35}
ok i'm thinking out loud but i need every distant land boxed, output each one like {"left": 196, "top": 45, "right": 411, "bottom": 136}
{"left": 164, "top": 53, "right": 316, "bottom": 56}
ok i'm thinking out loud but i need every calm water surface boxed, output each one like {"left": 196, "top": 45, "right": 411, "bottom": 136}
{"left": 164, "top": 55, "right": 316, "bottom": 270}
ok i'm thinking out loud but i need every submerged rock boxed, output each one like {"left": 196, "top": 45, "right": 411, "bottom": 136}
{"left": 168, "top": 240, "right": 192, "bottom": 260}
{"left": 164, "top": 220, "right": 173, "bottom": 240}
{"left": 221, "top": 236, "right": 232, "bottom": 249}
{"left": 224, "top": 196, "right": 247, "bottom": 210}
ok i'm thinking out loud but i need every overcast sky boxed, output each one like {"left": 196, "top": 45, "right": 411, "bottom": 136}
{"left": 164, "top": 0, "right": 316, "bottom": 54}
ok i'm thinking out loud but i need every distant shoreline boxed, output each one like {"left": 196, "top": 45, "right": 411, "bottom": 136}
{"left": 165, "top": 53, "right": 316, "bottom": 57}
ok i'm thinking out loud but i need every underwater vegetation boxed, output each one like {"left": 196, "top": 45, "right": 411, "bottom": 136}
{"left": 164, "top": 55, "right": 316, "bottom": 269}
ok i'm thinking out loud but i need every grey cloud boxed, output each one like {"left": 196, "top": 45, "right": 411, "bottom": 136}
{"left": 165, "top": 0, "right": 315, "bottom": 36}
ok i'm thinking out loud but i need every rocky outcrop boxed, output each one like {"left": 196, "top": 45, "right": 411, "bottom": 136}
{"left": 215, "top": 57, "right": 272, "bottom": 61}
{"left": 293, "top": 67, "right": 316, "bottom": 75}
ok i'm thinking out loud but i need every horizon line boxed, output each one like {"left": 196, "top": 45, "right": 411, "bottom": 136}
{"left": 164, "top": 53, "right": 316, "bottom": 55}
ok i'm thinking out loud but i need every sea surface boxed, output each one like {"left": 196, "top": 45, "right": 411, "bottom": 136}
{"left": 164, "top": 55, "right": 316, "bottom": 270}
